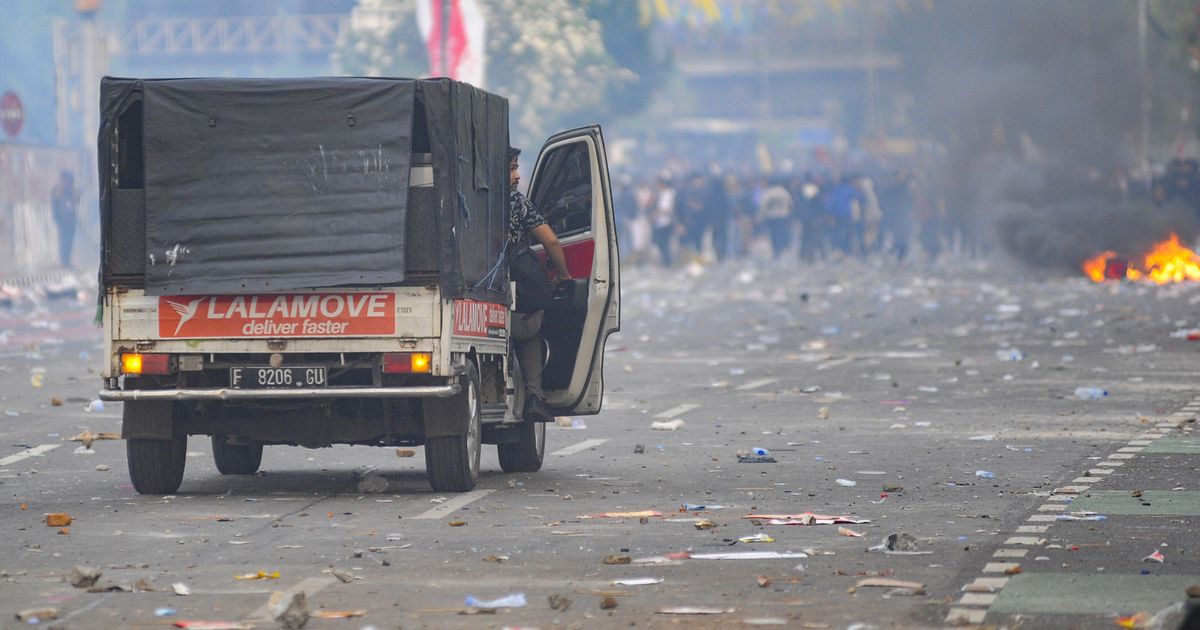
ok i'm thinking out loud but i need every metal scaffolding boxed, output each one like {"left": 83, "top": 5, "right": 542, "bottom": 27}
{"left": 109, "top": 14, "right": 348, "bottom": 56}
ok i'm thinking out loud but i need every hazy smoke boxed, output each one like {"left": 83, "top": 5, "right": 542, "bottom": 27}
{"left": 900, "top": 1, "right": 1199, "bottom": 273}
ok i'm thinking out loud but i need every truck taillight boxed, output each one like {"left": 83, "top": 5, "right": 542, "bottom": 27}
{"left": 382, "top": 352, "right": 432, "bottom": 374}
{"left": 121, "top": 353, "right": 171, "bottom": 375}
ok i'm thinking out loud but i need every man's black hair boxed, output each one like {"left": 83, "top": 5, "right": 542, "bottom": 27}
{"left": 508, "top": 146, "right": 521, "bottom": 161}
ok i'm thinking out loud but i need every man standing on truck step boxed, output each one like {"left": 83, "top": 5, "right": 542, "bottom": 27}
{"left": 508, "top": 146, "right": 572, "bottom": 423}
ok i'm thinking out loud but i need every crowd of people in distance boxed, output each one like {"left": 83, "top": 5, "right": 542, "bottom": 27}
{"left": 613, "top": 164, "right": 955, "bottom": 267}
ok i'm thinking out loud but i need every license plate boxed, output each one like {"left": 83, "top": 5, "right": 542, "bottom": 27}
{"left": 230, "top": 366, "right": 326, "bottom": 389}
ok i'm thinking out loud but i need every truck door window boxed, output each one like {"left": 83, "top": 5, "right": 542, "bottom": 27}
{"left": 530, "top": 141, "right": 592, "bottom": 238}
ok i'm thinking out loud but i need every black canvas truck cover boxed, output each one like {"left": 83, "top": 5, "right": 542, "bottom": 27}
{"left": 98, "top": 76, "right": 510, "bottom": 305}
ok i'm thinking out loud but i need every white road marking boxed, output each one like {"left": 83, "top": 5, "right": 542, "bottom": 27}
{"left": 993, "top": 549, "right": 1028, "bottom": 559}
{"left": 412, "top": 489, "right": 496, "bottom": 520}
{"left": 816, "top": 357, "right": 853, "bottom": 370}
{"left": 549, "top": 438, "right": 608, "bottom": 457}
{"left": 244, "top": 577, "right": 336, "bottom": 623}
{"left": 736, "top": 378, "right": 778, "bottom": 391}
{"left": 0, "top": 444, "right": 60, "bottom": 466}
{"left": 960, "top": 593, "right": 998, "bottom": 605}
{"left": 946, "top": 608, "right": 986, "bottom": 624}
{"left": 983, "top": 562, "right": 1020, "bottom": 573}
{"left": 1015, "top": 525, "right": 1050, "bottom": 533}
{"left": 654, "top": 404, "right": 699, "bottom": 419}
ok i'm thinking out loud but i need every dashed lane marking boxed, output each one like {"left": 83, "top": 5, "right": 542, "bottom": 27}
{"left": 549, "top": 438, "right": 609, "bottom": 457}
{"left": 0, "top": 444, "right": 60, "bottom": 466}
{"left": 735, "top": 378, "right": 778, "bottom": 391}
{"left": 949, "top": 417, "right": 1183, "bottom": 625}
{"left": 946, "top": 608, "right": 986, "bottom": 624}
{"left": 654, "top": 403, "right": 699, "bottom": 419}
{"left": 412, "top": 489, "right": 496, "bottom": 520}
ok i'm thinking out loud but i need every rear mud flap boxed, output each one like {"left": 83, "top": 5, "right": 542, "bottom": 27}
{"left": 121, "top": 400, "right": 178, "bottom": 440}
{"left": 422, "top": 378, "right": 469, "bottom": 439}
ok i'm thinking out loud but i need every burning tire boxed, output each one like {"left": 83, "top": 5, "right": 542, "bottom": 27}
{"left": 497, "top": 420, "right": 546, "bottom": 473}
{"left": 127, "top": 432, "right": 187, "bottom": 495}
{"left": 211, "top": 435, "right": 263, "bottom": 475}
{"left": 425, "top": 362, "right": 482, "bottom": 492}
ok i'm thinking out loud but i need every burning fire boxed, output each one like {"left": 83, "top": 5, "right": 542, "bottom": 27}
{"left": 1083, "top": 233, "right": 1200, "bottom": 284}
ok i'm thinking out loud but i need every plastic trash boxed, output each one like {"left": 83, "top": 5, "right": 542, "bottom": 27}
{"left": 85, "top": 399, "right": 105, "bottom": 413}
{"left": 651, "top": 419, "right": 685, "bottom": 430}
{"left": 737, "top": 452, "right": 777, "bottom": 463}
{"left": 1074, "top": 387, "right": 1108, "bottom": 400}
{"left": 155, "top": 608, "right": 178, "bottom": 617}
{"left": 835, "top": 478, "right": 857, "bottom": 487}
{"left": 682, "top": 502, "right": 726, "bottom": 511}
{"left": 464, "top": 593, "right": 527, "bottom": 609}
{"left": 996, "top": 348, "right": 1024, "bottom": 361}
{"left": 975, "top": 470, "right": 996, "bottom": 479}
{"left": 751, "top": 447, "right": 769, "bottom": 457}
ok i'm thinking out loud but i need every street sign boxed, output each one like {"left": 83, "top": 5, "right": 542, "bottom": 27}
{"left": 1, "top": 91, "right": 23, "bottom": 138}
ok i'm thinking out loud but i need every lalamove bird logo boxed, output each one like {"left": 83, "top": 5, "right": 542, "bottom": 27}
{"left": 164, "top": 297, "right": 205, "bottom": 336}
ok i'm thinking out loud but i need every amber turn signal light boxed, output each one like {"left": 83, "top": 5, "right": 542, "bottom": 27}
{"left": 120, "top": 353, "right": 170, "bottom": 375}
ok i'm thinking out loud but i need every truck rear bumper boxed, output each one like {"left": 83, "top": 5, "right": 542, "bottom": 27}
{"left": 99, "top": 382, "right": 460, "bottom": 402}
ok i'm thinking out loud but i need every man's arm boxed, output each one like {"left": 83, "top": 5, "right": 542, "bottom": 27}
{"left": 530, "top": 223, "right": 572, "bottom": 281}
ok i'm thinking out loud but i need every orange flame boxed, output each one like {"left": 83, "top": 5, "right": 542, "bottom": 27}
{"left": 1083, "top": 233, "right": 1200, "bottom": 284}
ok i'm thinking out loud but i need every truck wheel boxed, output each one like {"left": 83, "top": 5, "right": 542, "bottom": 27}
{"left": 211, "top": 435, "right": 263, "bottom": 475}
{"left": 127, "top": 432, "right": 187, "bottom": 495}
{"left": 497, "top": 421, "right": 545, "bottom": 473}
{"left": 425, "top": 362, "right": 482, "bottom": 492}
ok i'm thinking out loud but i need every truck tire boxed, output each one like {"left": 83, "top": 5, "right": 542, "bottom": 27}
{"left": 425, "top": 362, "right": 482, "bottom": 492}
{"left": 127, "top": 432, "right": 187, "bottom": 495}
{"left": 212, "top": 435, "right": 263, "bottom": 475}
{"left": 497, "top": 420, "right": 545, "bottom": 473}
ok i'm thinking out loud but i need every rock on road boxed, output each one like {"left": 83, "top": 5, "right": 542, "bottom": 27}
{"left": 1, "top": 260, "right": 1199, "bottom": 629}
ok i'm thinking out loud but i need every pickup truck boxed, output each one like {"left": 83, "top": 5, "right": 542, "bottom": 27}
{"left": 96, "top": 76, "right": 619, "bottom": 494}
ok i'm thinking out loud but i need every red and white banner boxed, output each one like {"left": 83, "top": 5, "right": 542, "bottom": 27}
{"left": 451, "top": 299, "right": 507, "bottom": 339}
{"left": 158, "top": 293, "right": 396, "bottom": 338}
{"left": 416, "top": 0, "right": 486, "bottom": 86}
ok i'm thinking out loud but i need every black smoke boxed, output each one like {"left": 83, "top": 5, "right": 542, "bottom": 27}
{"left": 891, "top": 0, "right": 1200, "bottom": 273}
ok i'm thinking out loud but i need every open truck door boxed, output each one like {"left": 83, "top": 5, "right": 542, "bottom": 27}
{"left": 526, "top": 126, "right": 621, "bottom": 416}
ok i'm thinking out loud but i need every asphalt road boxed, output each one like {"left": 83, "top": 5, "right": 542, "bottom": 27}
{"left": 1, "top": 260, "right": 1198, "bottom": 629}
